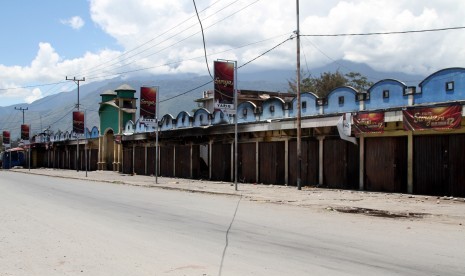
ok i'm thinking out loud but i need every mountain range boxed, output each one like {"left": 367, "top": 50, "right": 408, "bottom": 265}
{"left": 0, "top": 60, "right": 425, "bottom": 140}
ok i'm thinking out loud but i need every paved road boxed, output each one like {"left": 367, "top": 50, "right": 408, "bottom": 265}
{"left": 1, "top": 171, "right": 464, "bottom": 275}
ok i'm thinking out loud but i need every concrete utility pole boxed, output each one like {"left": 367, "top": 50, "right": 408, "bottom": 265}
{"left": 66, "top": 76, "right": 85, "bottom": 172}
{"left": 15, "top": 107, "right": 28, "bottom": 124}
{"left": 15, "top": 106, "right": 30, "bottom": 170}
{"left": 296, "top": 0, "right": 302, "bottom": 190}
{"left": 66, "top": 76, "right": 85, "bottom": 110}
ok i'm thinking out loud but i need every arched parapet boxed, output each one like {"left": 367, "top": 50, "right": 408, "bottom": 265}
{"left": 211, "top": 110, "right": 230, "bottom": 125}
{"left": 134, "top": 119, "right": 146, "bottom": 133}
{"left": 60, "top": 131, "right": 68, "bottom": 141}
{"left": 123, "top": 120, "right": 135, "bottom": 135}
{"left": 365, "top": 79, "right": 408, "bottom": 110}
{"left": 193, "top": 108, "right": 211, "bottom": 127}
{"left": 260, "top": 97, "right": 285, "bottom": 120}
{"left": 160, "top": 114, "right": 175, "bottom": 131}
{"left": 90, "top": 126, "right": 99, "bottom": 138}
{"left": 51, "top": 131, "right": 60, "bottom": 142}
{"left": 237, "top": 101, "right": 258, "bottom": 123}
{"left": 288, "top": 92, "right": 319, "bottom": 117}
{"left": 323, "top": 86, "right": 360, "bottom": 114}
{"left": 85, "top": 128, "right": 91, "bottom": 139}
{"left": 416, "top": 67, "right": 465, "bottom": 105}
{"left": 175, "top": 111, "right": 191, "bottom": 129}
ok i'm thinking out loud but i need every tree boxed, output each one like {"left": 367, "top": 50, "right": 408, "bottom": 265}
{"left": 288, "top": 70, "right": 373, "bottom": 98}
{"left": 345, "top": 72, "right": 373, "bottom": 92}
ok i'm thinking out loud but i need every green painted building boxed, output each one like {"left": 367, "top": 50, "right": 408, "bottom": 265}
{"left": 98, "top": 84, "right": 137, "bottom": 171}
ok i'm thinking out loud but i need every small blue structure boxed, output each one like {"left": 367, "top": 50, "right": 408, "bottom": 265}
{"left": 2, "top": 148, "right": 25, "bottom": 169}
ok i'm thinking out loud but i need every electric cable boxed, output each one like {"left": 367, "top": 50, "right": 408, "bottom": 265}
{"left": 193, "top": 0, "right": 213, "bottom": 79}
{"left": 301, "top": 26, "right": 465, "bottom": 37}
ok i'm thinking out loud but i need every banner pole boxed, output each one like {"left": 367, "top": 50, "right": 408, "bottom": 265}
{"left": 85, "top": 110, "right": 88, "bottom": 177}
{"left": 28, "top": 124, "right": 31, "bottom": 171}
{"left": 155, "top": 86, "right": 159, "bottom": 184}
{"left": 234, "top": 61, "right": 238, "bottom": 191}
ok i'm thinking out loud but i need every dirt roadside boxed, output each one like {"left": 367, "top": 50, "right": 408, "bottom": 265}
{"left": 7, "top": 168, "right": 465, "bottom": 225}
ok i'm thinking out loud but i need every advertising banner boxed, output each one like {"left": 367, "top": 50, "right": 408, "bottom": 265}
{"left": 73, "top": 111, "right": 85, "bottom": 134}
{"left": 353, "top": 112, "right": 385, "bottom": 133}
{"left": 2, "top": 130, "right": 10, "bottom": 146}
{"left": 214, "top": 61, "right": 235, "bottom": 114}
{"left": 403, "top": 105, "right": 462, "bottom": 131}
{"left": 140, "top": 87, "right": 157, "bottom": 120}
{"left": 21, "top": 124, "right": 30, "bottom": 141}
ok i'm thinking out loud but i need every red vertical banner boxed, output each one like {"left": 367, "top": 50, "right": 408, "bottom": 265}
{"left": 21, "top": 124, "right": 30, "bottom": 141}
{"left": 73, "top": 111, "right": 85, "bottom": 134}
{"left": 353, "top": 112, "right": 385, "bottom": 134}
{"left": 403, "top": 105, "right": 462, "bottom": 131}
{"left": 3, "top": 130, "right": 10, "bottom": 146}
{"left": 140, "top": 87, "right": 157, "bottom": 119}
{"left": 214, "top": 61, "right": 235, "bottom": 114}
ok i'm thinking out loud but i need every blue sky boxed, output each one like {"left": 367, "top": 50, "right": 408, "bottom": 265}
{"left": 1, "top": 0, "right": 465, "bottom": 107}
{"left": 0, "top": 1, "right": 119, "bottom": 66}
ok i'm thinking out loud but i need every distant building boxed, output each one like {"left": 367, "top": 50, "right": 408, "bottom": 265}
{"left": 194, "top": 89, "right": 296, "bottom": 112}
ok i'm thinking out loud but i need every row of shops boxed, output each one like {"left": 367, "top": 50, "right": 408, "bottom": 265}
{"left": 4, "top": 67, "right": 465, "bottom": 197}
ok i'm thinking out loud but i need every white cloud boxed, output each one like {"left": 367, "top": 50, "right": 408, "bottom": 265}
{"left": 61, "top": 16, "right": 85, "bottom": 30}
{"left": 25, "top": 88, "right": 43, "bottom": 103}
{"left": 0, "top": 42, "right": 122, "bottom": 105}
{"left": 86, "top": 0, "right": 465, "bottom": 77}
{"left": 3, "top": 0, "right": 465, "bottom": 106}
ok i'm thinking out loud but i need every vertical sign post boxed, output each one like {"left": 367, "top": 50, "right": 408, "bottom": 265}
{"left": 84, "top": 110, "right": 88, "bottom": 177}
{"left": 73, "top": 111, "right": 85, "bottom": 172}
{"left": 4, "top": 131, "right": 11, "bottom": 169}
{"left": 21, "top": 124, "right": 30, "bottom": 171}
{"left": 140, "top": 86, "right": 159, "bottom": 183}
{"left": 155, "top": 87, "right": 159, "bottom": 184}
{"left": 214, "top": 60, "right": 237, "bottom": 190}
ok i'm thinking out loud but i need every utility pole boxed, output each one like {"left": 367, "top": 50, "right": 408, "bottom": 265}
{"left": 296, "top": 0, "right": 302, "bottom": 190}
{"left": 66, "top": 76, "right": 85, "bottom": 110}
{"left": 15, "top": 106, "right": 30, "bottom": 170}
{"left": 66, "top": 76, "right": 85, "bottom": 172}
{"left": 15, "top": 107, "right": 28, "bottom": 124}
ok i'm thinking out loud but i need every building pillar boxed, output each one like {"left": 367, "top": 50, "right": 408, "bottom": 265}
{"left": 318, "top": 136, "right": 325, "bottom": 185}
{"left": 145, "top": 144, "right": 148, "bottom": 175}
{"left": 132, "top": 144, "right": 135, "bottom": 175}
{"left": 285, "top": 138, "right": 289, "bottom": 186}
{"left": 209, "top": 140, "right": 213, "bottom": 179}
{"left": 359, "top": 135, "right": 365, "bottom": 191}
{"left": 190, "top": 143, "right": 193, "bottom": 179}
{"left": 255, "top": 141, "right": 259, "bottom": 183}
{"left": 407, "top": 131, "right": 413, "bottom": 194}
{"left": 98, "top": 136, "right": 104, "bottom": 170}
{"left": 231, "top": 142, "right": 234, "bottom": 182}
{"left": 173, "top": 145, "right": 176, "bottom": 177}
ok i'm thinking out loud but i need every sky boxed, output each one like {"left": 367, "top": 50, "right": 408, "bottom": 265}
{"left": 1, "top": 0, "right": 465, "bottom": 107}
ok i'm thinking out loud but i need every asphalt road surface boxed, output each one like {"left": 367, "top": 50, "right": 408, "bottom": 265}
{"left": 1, "top": 171, "right": 464, "bottom": 275}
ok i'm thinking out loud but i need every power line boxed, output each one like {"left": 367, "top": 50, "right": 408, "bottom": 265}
{"left": 81, "top": 0, "right": 245, "bottom": 77}
{"left": 93, "top": 0, "right": 261, "bottom": 76}
{"left": 193, "top": 0, "right": 213, "bottom": 79}
{"left": 302, "top": 26, "right": 465, "bottom": 37}
{"left": 79, "top": 0, "right": 228, "bottom": 77}
{"left": 85, "top": 33, "right": 292, "bottom": 81}
{"left": 238, "top": 37, "right": 292, "bottom": 68}
{"left": 0, "top": 81, "right": 68, "bottom": 91}
{"left": 161, "top": 37, "right": 292, "bottom": 103}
